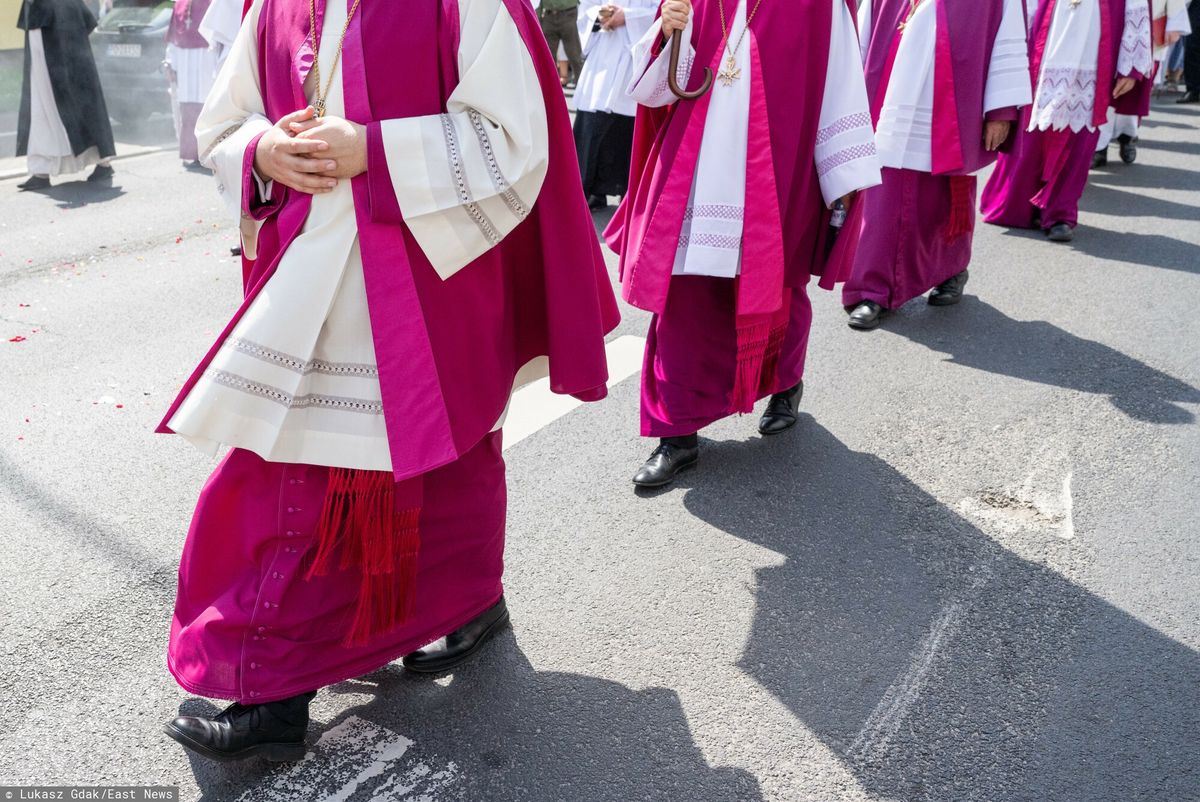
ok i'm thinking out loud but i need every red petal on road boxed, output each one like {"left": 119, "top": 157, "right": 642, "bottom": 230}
{"left": 115, "top": 404, "right": 125, "bottom": 409}
{"left": 176, "top": 237, "right": 183, "bottom": 244}
{"left": 18, "top": 303, "right": 30, "bottom": 308}
{"left": 8, "top": 336, "right": 27, "bottom": 343}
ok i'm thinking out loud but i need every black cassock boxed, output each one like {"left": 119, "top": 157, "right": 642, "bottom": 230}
{"left": 573, "top": 109, "right": 635, "bottom": 200}
{"left": 16, "top": 0, "right": 115, "bottom": 163}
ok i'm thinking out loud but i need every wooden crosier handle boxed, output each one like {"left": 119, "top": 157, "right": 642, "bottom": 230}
{"left": 667, "top": 29, "right": 713, "bottom": 100}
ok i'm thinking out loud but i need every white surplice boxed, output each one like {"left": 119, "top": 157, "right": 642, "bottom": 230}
{"left": 626, "top": 0, "right": 881, "bottom": 279}
{"left": 863, "top": 0, "right": 1031, "bottom": 173}
{"left": 197, "top": 0, "right": 242, "bottom": 68}
{"left": 169, "top": 0, "right": 548, "bottom": 471}
{"left": 165, "top": 43, "right": 220, "bottom": 105}
{"left": 1029, "top": 0, "right": 1152, "bottom": 132}
{"left": 575, "top": 0, "right": 659, "bottom": 116}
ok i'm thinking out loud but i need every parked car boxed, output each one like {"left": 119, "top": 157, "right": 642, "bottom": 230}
{"left": 90, "top": 0, "right": 174, "bottom": 125}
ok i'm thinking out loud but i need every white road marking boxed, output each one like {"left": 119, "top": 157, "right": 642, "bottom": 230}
{"left": 502, "top": 335, "right": 645, "bottom": 450}
{"left": 847, "top": 564, "right": 994, "bottom": 765}
{"left": 236, "top": 716, "right": 458, "bottom": 802}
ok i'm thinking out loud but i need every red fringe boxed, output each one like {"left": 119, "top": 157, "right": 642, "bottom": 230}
{"left": 945, "top": 175, "right": 975, "bottom": 241}
{"left": 733, "top": 317, "right": 772, "bottom": 413}
{"left": 307, "top": 468, "right": 422, "bottom": 648}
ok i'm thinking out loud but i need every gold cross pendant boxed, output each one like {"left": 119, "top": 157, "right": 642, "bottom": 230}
{"left": 1070, "top": 0, "right": 1081, "bottom": 7}
{"left": 718, "top": 55, "right": 741, "bottom": 87}
{"left": 313, "top": 99, "right": 326, "bottom": 118}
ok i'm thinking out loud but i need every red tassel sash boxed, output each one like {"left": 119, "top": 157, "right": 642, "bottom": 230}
{"left": 945, "top": 175, "right": 976, "bottom": 241}
{"left": 306, "top": 469, "right": 423, "bottom": 647}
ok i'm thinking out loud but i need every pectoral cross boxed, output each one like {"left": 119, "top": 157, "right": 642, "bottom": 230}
{"left": 1070, "top": 0, "right": 1081, "bottom": 6}
{"left": 313, "top": 99, "right": 326, "bottom": 118}
{"left": 718, "top": 55, "right": 742, "bottom": 87}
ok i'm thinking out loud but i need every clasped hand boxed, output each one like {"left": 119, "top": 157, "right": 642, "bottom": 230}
{"left": 253, "top": 106, "right": 367, "bottom": 195}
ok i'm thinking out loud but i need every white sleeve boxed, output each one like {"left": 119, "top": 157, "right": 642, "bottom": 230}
{"left": 622, "top": 0, "right": 661, "bottom": 45}
{"left": 857, "top": 0, "right": 873, "bottom": 64}
{"left": 579, "top": 1, "right": 601, "bottom": 56}
{"left": 198, "top": 0, "right": 243, "bottom": 56}
{"left": 1166, "top": 3, "right": 1192, "bottom": 34}
{"left": 815, "top": 0, "right": 882, "bottom": 206}
{"left": 1118, "top": 0, "right": 1153, "bottom": 76}
{"left": 984, "top": 0, "right": 1033, "bottom": 113}
{"left": 626, "top": 16, "right": 695, "bottom": 108}
{"left": 378, "top": 0, "right": 548, "bottom": 280}
{"left": 195, "top": 0, "right": 273, "bottom": 216}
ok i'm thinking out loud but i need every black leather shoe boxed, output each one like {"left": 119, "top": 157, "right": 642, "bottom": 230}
{"left": 1176, "top": 91, "right": 1199, "bottom": 104}
{"left": 587, "top": 194, "right": 609, "bottom": 210}
{"left": 1091, "top": 149, "right": 1108, "bottom": 168}
{"left": 403, "top": 597, "right": 510, "bottom": 674}
{"left": 87, "top": 164, "right": 115, "bottom": 184}
{"left": 17, "top": 175, "right": 50, "bottom": 191}
{"left": 928, "top": 269, "right": 969, "bottom": 306}
{"left": 1117, "top": 134, "right": 1137, "bottom": 164}
{"left": 632, "top": 435, "right": 699, "bottom": 487}
{"left": 1046, "top": 222, "right": 1074, "bottom": 242}
{"left": 163, "top": 690, "right": 315, "bottom": 763}
{"left": 847, "top": 300, "right": 886, "bottom": 330}
{"left": 758, "top": 382, "right": 803, "bottom": 436}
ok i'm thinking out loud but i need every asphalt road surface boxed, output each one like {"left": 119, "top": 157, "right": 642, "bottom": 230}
{"left": 1, "top": 99, "right": 1198, "bottom": 802}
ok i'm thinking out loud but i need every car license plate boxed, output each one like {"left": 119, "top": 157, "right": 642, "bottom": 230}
{"left": 107, "top": 43, "right": 141, "bottom": 58}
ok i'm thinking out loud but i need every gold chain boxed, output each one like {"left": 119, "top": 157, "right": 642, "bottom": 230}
{"left": 308, "top": 0, "right": 364, "bottom": 117}
{"left": 717, "top": 0, "right": 767, "bottom": 64}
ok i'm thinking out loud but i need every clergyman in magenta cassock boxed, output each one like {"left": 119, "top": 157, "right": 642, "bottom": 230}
{"left": 981, "top": 0, "right": 1154, "bottom": 241}
{"left": 605, "top": 0, "right": 882, "bottom": 487}
{"left": 156, "top": 0, "right": 618, "bottom": 763}
{"left": 840, "top": 0, "right": 1032, "bottom": 330}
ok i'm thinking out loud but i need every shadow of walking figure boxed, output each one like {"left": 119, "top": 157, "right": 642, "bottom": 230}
{"left": 887, "top": 299, "right": 1200, "bottom": 424}
{"left": 186, "top": 635, "right": 763, "bottom": 802}
{"left": 683, "top": 424, "right": 1200, "bottom": 802}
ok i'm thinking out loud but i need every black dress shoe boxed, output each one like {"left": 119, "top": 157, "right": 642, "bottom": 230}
{"left": 631, "top": 434, "right": 699, "bottom": 487}
{"left": 847, "top": 300, "right": 886, "bottom": 330}
{"left": 587, "top": 193, "right": 609, "bottom": 210}
{"left": 1176, "top": 91, "right": 1199, "bottom": 104}
{"left": 928, "top": 269, "right": 969, "bottom": 306}
{"left": 403, "top": 597, "right": 510, "bottom": 674}
{"left": 87, "top": 164, "right": 115, "bottom": 184}
{"left": 1091, "top": 149, "right": 1108, "bottom": 168}
{"left": 1045, "top": 222, "right": 1074, "bottom": 242}
{"left": 163, "top": 690, "right": 315, "bottom": 763}
{"left": 1117, "top": 134, "right": 1137, "bottom": 164}
{"left": 17, "top": 175, "right": 50, "bottom": 191}
{"left": 758, "top": 381, "right": 803, "bottom": 436}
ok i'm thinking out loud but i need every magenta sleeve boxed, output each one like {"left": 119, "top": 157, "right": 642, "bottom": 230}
{"left": 241, "top": 131, "right": 287, "bottom": 220}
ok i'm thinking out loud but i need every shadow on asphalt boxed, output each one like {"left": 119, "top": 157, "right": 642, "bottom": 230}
{"left": 679, "top": 422, "right": 1199, "bottom": 802}
{"left": 1082, "top": 161, "right": 1199, "bottom": 192}
{"left": 41, "top": 180, "right": 127, "bottom": 210}
{"left": 886, "top": 298, "right": 1200, "bottom": 424}
{"left": 1082, "top": 181, "right": 1199, "bottom": 225}
{"left": 184, "top": 641, "right": 763, "bottom": 801}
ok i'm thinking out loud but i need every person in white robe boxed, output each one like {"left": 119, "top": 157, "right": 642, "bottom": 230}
{"left": 573, "top": 0, "right": 658, "bottom": 208}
